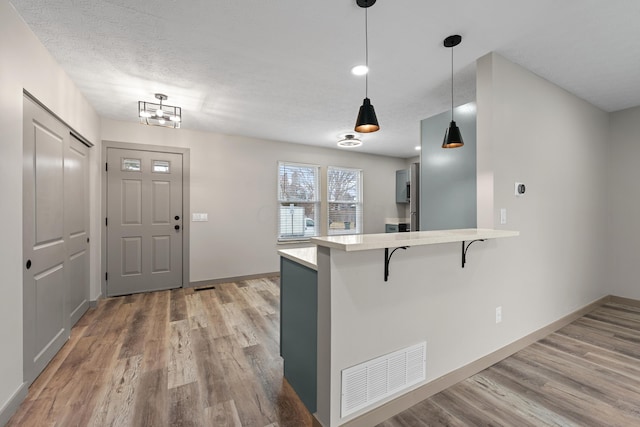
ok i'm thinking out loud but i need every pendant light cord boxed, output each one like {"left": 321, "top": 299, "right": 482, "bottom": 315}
{"left": 451, "top": 43, "right": 454, "bottom": 121}
{"left": 365, "top": 7, "right": 369, "bottom": 98}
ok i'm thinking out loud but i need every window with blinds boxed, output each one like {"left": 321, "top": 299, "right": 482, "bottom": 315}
{"left": 278, "top": 162, "right": 320, "bottom": 241}
{"left": 328, "top": 166, "right": 363, "bottom": 235}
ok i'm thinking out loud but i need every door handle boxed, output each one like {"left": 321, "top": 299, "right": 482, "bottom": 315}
{"left": 174, "top": 225, "right": 180, "bottom": 231}
{"left": 26, "top": 259, "right": 32, "bottom": 269}
{"left": 174, "top": 215, "right": 180, "bottom": 220}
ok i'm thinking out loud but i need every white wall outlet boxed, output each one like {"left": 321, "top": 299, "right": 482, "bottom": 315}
{"left": 500, "top": 208, "right": 507, "bottom": 225}
{"left": 496, "top": 306, "right": 502, "bottom": 324}
{"left": 515, "top": 182, "right": 526, "bottom": 196}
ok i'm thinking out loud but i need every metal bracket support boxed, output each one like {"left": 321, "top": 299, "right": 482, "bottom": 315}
{"left": 462, "top": 239, "right": 486, "bottom": 268}
{"left": 384, "top": 246, "right": 408, "bottom": 281}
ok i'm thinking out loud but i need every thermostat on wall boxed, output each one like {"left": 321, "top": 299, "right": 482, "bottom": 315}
{"left": 515, "top": 182, "right": 526, "bottom": 196}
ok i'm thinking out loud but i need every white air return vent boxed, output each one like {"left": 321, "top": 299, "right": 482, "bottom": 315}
{"left": 341, "top": 342, "right": 426, "bottom": 417}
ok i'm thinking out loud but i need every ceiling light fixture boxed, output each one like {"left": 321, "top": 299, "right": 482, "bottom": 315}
{"left": 139, "top": 93, "right": 182, "bottom": 129}
{"left": 442, "top": 35, "right": 463, "bottom": 149}
{"left": 337, "top": 133, "right": 363, "bottom": 148}
{"left": 354, "top": 0, "right": 379, "bottom": 133}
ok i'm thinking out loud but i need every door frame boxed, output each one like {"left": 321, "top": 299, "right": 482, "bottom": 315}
{"left": 101, "top": 140, "right": 190, "bottom": 297}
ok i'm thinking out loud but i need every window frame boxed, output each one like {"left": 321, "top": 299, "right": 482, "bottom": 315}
{"left": 277, "top": 161, "right": 321, "bottom": 242}
{"left": 327, "top": 166, "right": 363, "bottom": 236}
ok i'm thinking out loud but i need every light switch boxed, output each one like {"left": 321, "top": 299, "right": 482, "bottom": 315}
{"left": 192, "top": 213, "right": 208, "bottom": 222}
{"left": 500, "top": 208, "right": 507, "bottom": 225}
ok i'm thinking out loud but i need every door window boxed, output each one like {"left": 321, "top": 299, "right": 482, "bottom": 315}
{"left": 152, "top": 160, "right": 171, "bottom": 173}
{"left": 121, "top": 158, "right": 141, "bottom": 171}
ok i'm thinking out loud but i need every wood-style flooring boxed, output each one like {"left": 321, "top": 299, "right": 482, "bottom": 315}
{"left": 8, "top": 278, "right": 313, "bottom": 427}
{"left": 377, "top": 301, "right": 640, "bottom": 427}
{"left": 8, "top": 281, "right": 640, "bottom": 427}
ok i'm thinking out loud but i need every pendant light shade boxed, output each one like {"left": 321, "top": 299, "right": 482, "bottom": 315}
{"left": 355, "top": 98, "right": 379, "bottom": 133}
{"left": 443, "top": 121, "right": 463, "bottom": 148}
{"left": 442, "top": 35, "right": 463, "bottom": 149}
{"left": 354, "top": 0, "right": 380, "bottom": 133}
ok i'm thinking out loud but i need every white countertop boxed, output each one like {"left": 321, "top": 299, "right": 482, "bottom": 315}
{"left": 278, "top": 247, "right": 317, "bottom": 270}
{"left": 311, "top": 228, "right": 519, "bottom": 252}
{"left": 384, "top": 217, "right": 410, "bottom": 224}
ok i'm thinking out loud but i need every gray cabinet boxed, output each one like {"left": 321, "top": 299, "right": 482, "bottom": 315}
{"left": 280, "top": 257, "right": 317, "bottom": 413}
{"left": 396, "top": 169, "right": 410, "bottom": 203}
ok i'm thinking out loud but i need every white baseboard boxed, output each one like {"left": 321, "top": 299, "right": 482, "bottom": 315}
{"left": 0, "top": 382, "right": 28, "bottom": 426}
{"left": 89, "top": 294, "right": 102, "bottom": 308}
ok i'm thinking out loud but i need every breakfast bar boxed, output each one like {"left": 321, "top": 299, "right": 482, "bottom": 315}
{"left": 279, "top": 228, "right": 518, "bottom": 426}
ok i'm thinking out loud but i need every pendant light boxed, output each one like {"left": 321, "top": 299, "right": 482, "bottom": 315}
{"left": 442, "top": 35, "right": 463, "bottom": 148}
{"left": 354, "top": 0, "right": 379, "bottom": 133}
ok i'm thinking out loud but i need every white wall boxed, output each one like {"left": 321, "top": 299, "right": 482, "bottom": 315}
{"left": 607, "top": 106, "right": 640, "bottom": 298}
{"left": 101, "top": 119, "right": 407, "bottom": 285}
{"left": 478, "top": 52, "right": 610, "bottom": 313}
{"left": 317, "top": 52, "right": 611, "bottom": 426}
{"left": 0, "top": 0, "right": 100, "bottom": 421}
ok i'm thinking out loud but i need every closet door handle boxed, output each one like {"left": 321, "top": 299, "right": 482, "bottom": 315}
{"left": 26, "top": 259, "right": 32, "bottom": 270}
{"left": 174, "top": 225, "right": 180, "bottom": 231}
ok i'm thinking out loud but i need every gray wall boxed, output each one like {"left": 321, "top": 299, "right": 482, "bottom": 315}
{"left": 420, "top": 103, "right": 477, "bottom": 230}
{"left": 608, "top": 105, "right": 640, "bottom": 298}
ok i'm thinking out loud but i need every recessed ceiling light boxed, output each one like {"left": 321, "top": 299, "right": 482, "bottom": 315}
{"left": 351, "top": 65, "right": 369, "bottom": 76}
{"left": 337, "top": 133, "right": 363, "bottom": 148}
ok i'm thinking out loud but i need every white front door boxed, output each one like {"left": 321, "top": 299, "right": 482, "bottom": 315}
{"left": 106, "top": 147, "right": 183, "bottom": 296}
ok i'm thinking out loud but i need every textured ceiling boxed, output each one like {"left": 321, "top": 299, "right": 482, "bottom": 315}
{"left": 9, "top": 0, "right": 640, "bottom": 158}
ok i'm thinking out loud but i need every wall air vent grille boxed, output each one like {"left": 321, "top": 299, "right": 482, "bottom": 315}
{"left": 341, "top": 341, "right": 426, "bottom": 418}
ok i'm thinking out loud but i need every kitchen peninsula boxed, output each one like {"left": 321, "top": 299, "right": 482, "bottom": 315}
{"left": 279, "top": 228, "right": 518, "bottom": 427}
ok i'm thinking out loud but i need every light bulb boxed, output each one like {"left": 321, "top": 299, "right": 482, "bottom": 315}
{"left": 170, "top": 115, "right": 181, "bottom": 122}
{"left": 140, "top": 110, "right": 152, "bottom": 118}
{"left": 351, "top": 65, "right": 369, "bottom": 76}
{"left": 156, "top": 108, "right": 163, "bottom": 117}
{"left": 158, "top": 118, "right": 166, "bottom": 125}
